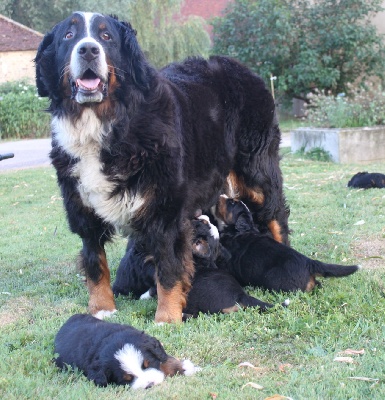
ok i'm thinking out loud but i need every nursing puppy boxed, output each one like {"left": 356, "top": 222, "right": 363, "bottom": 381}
{"left": 54, "top": 314, "right": 198, "bottom": 388}
{"left": 114, "top": 217, "right": 283, "bottom": 316}
{"left": 347, "top": 172, "right": 385, "bottom": 189}
{"left": 215, "top": 196, "right": 360, "bottom": 292}
{"left": 112, "top": 216, "right": 221, "bottom": 299}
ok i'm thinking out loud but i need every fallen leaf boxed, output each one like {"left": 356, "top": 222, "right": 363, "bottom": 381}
{"left": 334, "top": 356, "right": 355, "bottom": 363}
{"left": 278, "top": 363, "right": 293, "bottom": 372}
{"left": 264, "top": 395, "right": 293, "bottom": 400}
{"left": 241, "top": 382, "right": 264, "bottom": 390}
{"left": 354, "top": 220, "right": 365, "bottom": 226}
{"left": 238, "top": 361, "right": 264, "bottom": 371}
{"left": 209, "top": 392, "right": 218, "bottom": 399}
{"left": 348, "top": 377, "right": 379, "bottom": 382}
{"left": 339, "top": 349, "right": 365, "bottom": 356}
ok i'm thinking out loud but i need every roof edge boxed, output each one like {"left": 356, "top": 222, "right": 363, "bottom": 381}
{"left": 0, "top": 13, "right": 44, "bottom": 37}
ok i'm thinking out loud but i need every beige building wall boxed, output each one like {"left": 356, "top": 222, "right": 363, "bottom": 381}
{"left": 373, "top": 1, "right": 385, "bottom": 34}
{"left": 0, "top": 50, "right": 36, "bottom": 84}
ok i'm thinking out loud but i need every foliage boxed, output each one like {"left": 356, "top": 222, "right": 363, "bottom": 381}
{"left": 0, "top": 81, "right": 50, "bottom": 139}
{"left": 1, "top": 159, "right": 385, "bottom": 399}
{"left": 0, "top": 0, "right": 82, "bottom": 32}
{"left": 83, "top": 0, "right": 211, "bottom": 67}
{"left": 295, "top": 146, "right": 333, "bottom": 162}
{"left": 306, "top": 85, "right": 385, "bottom": 128}
{"left": 2, "top": 0, "right": 211, "bottom": 67}
{"left": 212, "top": 0, "right": 385, "bottom": 101}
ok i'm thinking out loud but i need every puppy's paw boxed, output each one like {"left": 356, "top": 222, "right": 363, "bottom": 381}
{"left": 93, "top": 309, "right": 117, "bottom": 320}
{"left": 182, "top": 359, "right": 201, "bottom": 376}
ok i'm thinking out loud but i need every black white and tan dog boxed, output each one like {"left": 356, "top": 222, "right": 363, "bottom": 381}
{"left": 54, "top": 314, "right": 199, "bottom": 388}
{"left": 35, "top": 12, "right": 289, "bottom": 323}
{"left": 114, "top": 217, "right": 287, "bottom": 317}
{"left": 347, "top": 172, "right": 385, "bottom": 189}
{"left": 215, "top": 195, "right": 360, "bottom": 292}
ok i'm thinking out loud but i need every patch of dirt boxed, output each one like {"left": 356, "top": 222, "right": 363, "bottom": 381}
{"left": 352, "top": 238, "right": 385, "bottom": 270}
{"left": 0, "top": 296, "right": 34, "bottom": 327}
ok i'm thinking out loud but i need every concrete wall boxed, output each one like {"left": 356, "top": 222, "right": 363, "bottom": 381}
{"left": 291, "top": 126, "right": 385, "bottom": 164}
{"left": 0, "top": 50, "right": 36, "bottom": 83}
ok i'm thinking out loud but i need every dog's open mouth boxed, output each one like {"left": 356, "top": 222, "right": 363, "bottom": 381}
{"left": 71, "top": 69, "right": 107, "bottom": 104}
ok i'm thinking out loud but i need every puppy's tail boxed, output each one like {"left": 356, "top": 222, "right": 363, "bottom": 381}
{"left": 237, "top": 294, "right": 289, "bottom": 312}
{"left": 309, "top": 260, "right": 360, "bottom": 278}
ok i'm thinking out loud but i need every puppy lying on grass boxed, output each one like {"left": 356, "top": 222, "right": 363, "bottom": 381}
{"left": 113, "top": 216, "right": 287, "bottom": 317}
{"left": 347, "top": 172, "right": 385, "bottom": 189}
{"left": 215, "top": 195, "right": 360, "bottom": 292}
{"left": 54, "top": 314, "right": 199, "bottom": 388}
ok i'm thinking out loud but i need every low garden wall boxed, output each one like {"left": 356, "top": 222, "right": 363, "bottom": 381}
{"left": 291, "top": 126, "right": 385, "bottom": 164}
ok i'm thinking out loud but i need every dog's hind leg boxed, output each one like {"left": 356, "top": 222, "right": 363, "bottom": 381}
{"left": 226, "top": 170, "right": 289, "bottom": 244}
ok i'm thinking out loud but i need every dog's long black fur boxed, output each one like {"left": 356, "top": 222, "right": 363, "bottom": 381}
{"left": 347, "top": 172, "right": 385, "bottom": 189}
{"left": 35, "top": 12, "right": 289, "bottom": 322}
{"left": 215, "top": 196, "right": 360, "bottom": 292}
{"left": 54, "top": 314, "right": 197, "bottom": 388}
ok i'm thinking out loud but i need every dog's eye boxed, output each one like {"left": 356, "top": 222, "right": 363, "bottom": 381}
{"left": 101, "top": 31, "right": 111, "bottom": 41}
{"left": 64, "top": 31, "right": 74, "bottom": 40}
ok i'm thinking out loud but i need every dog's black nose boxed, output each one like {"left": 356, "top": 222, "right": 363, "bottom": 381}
{"left": 77, "top": 42, "right": 100, "bottom": 61}
{"left": 145, "top": 382, "right": 154, "bottom": 389}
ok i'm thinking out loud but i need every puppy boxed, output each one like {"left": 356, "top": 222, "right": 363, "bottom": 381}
{"left": 54, "top": 314, "right": 199, "bottom": 388}
{"left": 114, "top": 217, "right": 285, "bottom": 316}
{"left": 348, "top": 172, "right": 385, "bottom": 189}
{"left": 183, "top": 268, "right": 289, "bottom": 318}
{"left": 215, "top": 195, "right": 360, "bottom": 292}
{"left": 113, "top": 216, "right": 220, "bottom": 299}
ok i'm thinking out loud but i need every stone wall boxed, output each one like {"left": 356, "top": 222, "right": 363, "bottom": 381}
{"left": 291, "top": 126, "right": 385, "bottom": 164}
{"left": 0, "top": 50, "right": 36, "bottom": 84}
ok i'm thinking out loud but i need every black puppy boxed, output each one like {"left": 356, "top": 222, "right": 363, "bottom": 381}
{"left": 215, "top": 195, "right": 360, "bottom": 292}
{"left": 113, "top": 216, "right": 285, "bottom": 316}
{"left": 113, "top": 216, "right": 221, "bottom": 299}
{"left": 54, "top": 314, "right": 199, "bottom": 388}
{"left": 183, "top": 268, "right": 289, "bottom": 318}
{"left": 348, "top": 172, "right": 385, "bottom": 189}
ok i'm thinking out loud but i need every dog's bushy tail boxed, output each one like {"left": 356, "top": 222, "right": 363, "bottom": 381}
{"left": 309, "top": 260, "right": 360, "bottom": 278}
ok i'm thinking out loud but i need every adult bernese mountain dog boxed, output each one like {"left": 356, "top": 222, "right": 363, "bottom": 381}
{"left": 215, "top": 195, "right": 360, "bottom": 292}
{"left": 54, "top": 314, "right": 198, "bottom": 388}
{"left": 347, "top": 172, "right": 385, "bottom": 189}
{"left": 35, "top": 12, "right": 289, "bottom": 323}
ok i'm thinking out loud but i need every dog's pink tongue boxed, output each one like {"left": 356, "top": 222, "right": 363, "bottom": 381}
{"left": 76, "top": 78, "right": 100, "bottom": 90}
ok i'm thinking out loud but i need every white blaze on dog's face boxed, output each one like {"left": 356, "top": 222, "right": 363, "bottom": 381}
{"left": 52, "top": 12, "right": 124, "bottom": 104}
{"left": 114, "top": 344, "right": 165, "bottom": 389}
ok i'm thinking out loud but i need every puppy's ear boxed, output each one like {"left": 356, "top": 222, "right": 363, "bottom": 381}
{"left": 119, "top": 21, "right": 150, "bottom": 91}
{"left": 34, "top": 28, "right": 57, "bottom": 97}
{"left": 235, "top": 213, "right": 253, "bottom": 232}
{"left": 87, "top": 363, "right": 108, "bottom": 387}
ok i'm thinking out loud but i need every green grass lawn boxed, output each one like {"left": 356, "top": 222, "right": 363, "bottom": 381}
{"left": 1, "top": 151, "right": 384, "bottom": 399}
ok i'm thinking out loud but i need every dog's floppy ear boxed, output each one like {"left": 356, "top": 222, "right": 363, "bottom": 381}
{"left": 119, "top": 20, "right": 150, "bottom": 91}
{"left": 34, "top": 27, "right": 57, "bottom": 97}
{"left": 235, "top": 213, "right": 254, "bottom": 232}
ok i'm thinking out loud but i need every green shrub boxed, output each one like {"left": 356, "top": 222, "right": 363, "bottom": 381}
{"left": 306, "top": 85, "right": 385, "bottom": 128}
{"left": 0, "top": 81, "right": 50, "bottom": 139}
{"left": 295, "top": 146, "right": 332, "bottom": 162}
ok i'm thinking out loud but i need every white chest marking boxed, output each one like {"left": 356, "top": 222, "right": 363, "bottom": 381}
{"left": 52, "top": 111, "right": 144, "bottom": 231}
